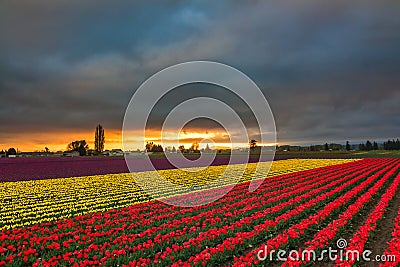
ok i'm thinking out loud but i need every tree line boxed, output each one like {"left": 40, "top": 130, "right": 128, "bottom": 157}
{"left": 383, "top": 139, "right": 400, "bottom": 150}
{"left": 145, "top": 141, "right": 202, "bottom": 153}
{"left": 2, "top": 134, "right": 400, "bottom": 158}
{"left": 358, "top": 140, "right": 379, "bottom": 151}
{"left": 278, "top": 138, "right": 400, "bottom": 152}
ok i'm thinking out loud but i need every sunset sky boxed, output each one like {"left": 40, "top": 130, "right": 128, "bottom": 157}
{"left": 1, "top": 1, "right": 399, "bottom": 152}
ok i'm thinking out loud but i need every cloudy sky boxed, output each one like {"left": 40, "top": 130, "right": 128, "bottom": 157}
{"left": 1, "top": 0, "right": 399, "bottom": 151}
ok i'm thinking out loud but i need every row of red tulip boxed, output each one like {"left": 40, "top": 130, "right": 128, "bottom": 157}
{"left": 334, "top": 172, "right": 400, "bottom": 266}
{"left": 231, "top": 159, "right": 399, "bottom": 267}
{"left": 379, "top": 206, "right": 400, "bottom": 267}
{"left": 279, "top": 160, "right": 399, "bottom": 266}
{"left": 143, "top": 160, "right": 369, "bottom": 266}
{"left": 183, "top": 159, "right": 396, "bottom": 266}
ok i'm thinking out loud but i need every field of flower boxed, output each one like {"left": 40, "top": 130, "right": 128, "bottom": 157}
{"left": 0, "top": 159, "right": 351, "bottom": 229}
{"left": 1, "top": 158, "right": 400, "bottom": 266}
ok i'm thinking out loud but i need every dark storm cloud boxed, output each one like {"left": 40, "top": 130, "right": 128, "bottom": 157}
{"left": 0, "top": 0, "right": 399, "bottom": 144}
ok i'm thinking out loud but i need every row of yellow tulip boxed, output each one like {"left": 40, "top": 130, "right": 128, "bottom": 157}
{"left": 0, "top": 159, "right": 357, "bottom": 229}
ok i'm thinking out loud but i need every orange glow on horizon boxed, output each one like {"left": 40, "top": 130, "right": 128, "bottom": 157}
{"left": 0, "top": 128, "right": 277, "bottom": 152}
{"left": 0, "top": 130, "right": 123, "bottom": 152}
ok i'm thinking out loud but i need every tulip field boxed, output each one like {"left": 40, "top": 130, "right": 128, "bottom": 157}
{"left": 1, "top": 158, "right": 400, "bottom": 266}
